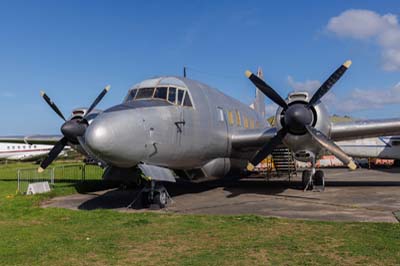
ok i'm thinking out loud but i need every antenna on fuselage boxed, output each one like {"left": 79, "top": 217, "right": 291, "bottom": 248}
{"left": 183, "top": 66, "right": 187, "bottom": 78}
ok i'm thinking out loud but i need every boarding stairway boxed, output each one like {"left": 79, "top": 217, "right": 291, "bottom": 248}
{"left": 271, "top": 147, "right": 297, "bottom": 180}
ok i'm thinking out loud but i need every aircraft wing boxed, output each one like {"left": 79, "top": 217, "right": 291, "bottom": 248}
{"left": 331, "top": 119, "right": 400, "bottom": 141}
{"left": 232, "top": 118, "right": 400, "bottom": 151}
{"left": 0, "top": 135, "right": 63, "bottom": 145}
{"left": 231, "top": 127, "right": 278, "bottom": 151}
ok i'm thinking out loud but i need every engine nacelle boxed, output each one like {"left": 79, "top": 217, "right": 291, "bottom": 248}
{"left": 275, "top": 92, "right": 331, "bottom": 162}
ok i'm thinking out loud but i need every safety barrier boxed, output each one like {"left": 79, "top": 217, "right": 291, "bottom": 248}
{"left": 17, "top": 164, "right": 104, "bottom": 193}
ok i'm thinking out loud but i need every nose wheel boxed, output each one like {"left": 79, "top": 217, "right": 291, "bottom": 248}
{"left": 146, "top": 183, "right": 169, "bottom": 209}
{"left": 127, "top": 180, "right": 172, "bottom": 209}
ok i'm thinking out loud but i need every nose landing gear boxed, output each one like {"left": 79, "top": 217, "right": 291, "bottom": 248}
{"left": 127, "top": 180, "right": 172, "bottom": 209}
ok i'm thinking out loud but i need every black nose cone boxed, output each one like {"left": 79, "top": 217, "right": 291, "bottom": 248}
{"left": 284, "top": 103, "right": 313, "bottom": 134}
{"left": 61, "top": 119, "right": 87, "bottom": 143}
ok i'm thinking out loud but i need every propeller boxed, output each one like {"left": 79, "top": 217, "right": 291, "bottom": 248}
{"left": 245, "top": 71, "right": 288, "bottom": 109}
{"left": 246, "top": 60, "right": 356, "bottom": 169}
{"left": 38, "top": 86, "right": 110, "bottom": 172}
{"left": 305, "top": 125, "right": 357, "bottom": 170}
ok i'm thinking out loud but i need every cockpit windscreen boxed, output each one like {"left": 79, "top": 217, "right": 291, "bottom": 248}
{"left": 124, "top": 86, "right": 194, "bottom": 108}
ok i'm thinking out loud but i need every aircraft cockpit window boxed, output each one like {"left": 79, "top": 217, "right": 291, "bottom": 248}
{"left": 126, "top": 89, "right": 137, "bottom": 101}
{"left": 136, "top": 88, "right": 155, "bottom": 99}
{"left": 125, "top": 85, "right": 194, "bottom": 108}
{"left": 177, "top": 89, "right": 185, "bottom": 105}
{"left": 168, "top": 87, "right": 177, "bottom": 103}
{"left": 183, "top": 93, "right": 193, "bottom": 107}
{"left": 154, "top": 87, "right": 168, "bottom": 100}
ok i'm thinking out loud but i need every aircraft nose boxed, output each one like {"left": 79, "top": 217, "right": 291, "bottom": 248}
{"left": 84, "top": 111, "right": 145, "bottom": 167}
{"left": 85, "top": 117, "right": 115, "bottom": 157}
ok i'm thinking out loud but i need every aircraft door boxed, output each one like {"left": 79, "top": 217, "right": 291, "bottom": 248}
{"left": 215, "top": 106, "right": 230, "bottom": 155}
{"left": 174, "top": 88, "right": 187, "bottom": 146}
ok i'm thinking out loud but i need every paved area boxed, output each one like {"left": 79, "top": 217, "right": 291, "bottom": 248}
{"left": 42, "top": 168, "right": 400, "bottom": 223}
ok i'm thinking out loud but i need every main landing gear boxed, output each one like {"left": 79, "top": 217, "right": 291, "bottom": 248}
{"left": 301, "top": 169, "right": 325, "bottom": 191}
{"left": 301, "top": 158, "right": 325, "bottom": 191}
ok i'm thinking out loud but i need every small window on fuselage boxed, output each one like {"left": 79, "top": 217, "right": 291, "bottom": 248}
{"left": 243, "top": 116, "right": 249, "bottom": 128}
{"left": 154, "top": 87, "right": 168, "bottom": 100}
{"left": 228, "top": 111, "right": 234, "bottom": 125}
{"left": 391, "top": 140, "right": 400, "bottom": 146}
{"left": 236, "top": 110, "right": 241, "bottom": 126}
{"left": 217, "top": 107, "right": 224, "bottom": 122}
{"left": 136, "top": 88, "right": 155, "bottom": 99}
{"left": 250, "top": 119, "right": 255, "bottom": 129}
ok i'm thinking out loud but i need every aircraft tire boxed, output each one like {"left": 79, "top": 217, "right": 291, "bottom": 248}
{"left": 153, "top": 190, "right": 168, "bottom": 208}
{"left": 313, "top": 170, "right": 324, "bottom": 187}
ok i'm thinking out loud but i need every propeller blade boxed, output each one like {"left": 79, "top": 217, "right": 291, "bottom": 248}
{"left": 305, "top": 125, "right": 356, "bottom": 170}
{"left": 84, "top": 85, "right": 110, "bottom": 118}
{"left": 38, "top": 137, "right": 68, "bottom": 172}
{"left": 307, "top": 60, "right": 352, "bottom": 107}
{"left": 250, "top": 128, "right": 287, "bottom": 166}
{"left": 245, "top": 70, "right": 288, "bottom": 109}
{"left": 40, "top": 91, "right": 66, "bottom": 121}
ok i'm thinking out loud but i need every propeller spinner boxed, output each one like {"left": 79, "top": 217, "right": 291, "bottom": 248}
{"left": 246, "top": 60, "right": 356, "bottom": 170}
{"left": 38, "top": 85, "right": 110, "bottom": 172}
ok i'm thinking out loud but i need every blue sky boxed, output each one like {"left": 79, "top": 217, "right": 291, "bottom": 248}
{"left": 0, "top": 0, "right": 400, "bottom": 134}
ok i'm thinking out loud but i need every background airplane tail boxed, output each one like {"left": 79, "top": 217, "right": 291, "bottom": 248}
{"left": 253, "top": 67, "right": 266, "bottom": 119}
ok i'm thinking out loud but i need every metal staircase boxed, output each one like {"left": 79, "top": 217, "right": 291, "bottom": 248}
{"left": 270, "top": 147, "right": 297, "bottom": 180}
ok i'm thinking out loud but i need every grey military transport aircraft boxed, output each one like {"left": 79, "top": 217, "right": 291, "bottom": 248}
{"left": 2, "top": 60, "right": 400, "bottom": 207}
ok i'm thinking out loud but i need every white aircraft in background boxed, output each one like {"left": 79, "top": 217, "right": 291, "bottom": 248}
{"left": 337, "top": 136, "right": 400, "bottom": 160}
{"left": 0, "top": 142, "right": 68, "bottom": 161}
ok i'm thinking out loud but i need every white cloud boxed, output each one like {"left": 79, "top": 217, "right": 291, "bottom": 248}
{"left": 287, "top": 76, "right": 400, "bottom": 113}
{"left": 327, "top": 9, "right": 400, "bottom": 71}
{"left": 287, "top": 76, "right": 321, "bottom": 92}
{"left": 346, "top": 82, "right": 400, "bottom": 109}
{"left": 286, "top": 76, "right": 337, "bottom": 107}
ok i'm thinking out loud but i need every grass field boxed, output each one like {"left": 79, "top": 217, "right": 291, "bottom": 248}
{"left": 0, "top": 162, "right": 400, "bottom": 265}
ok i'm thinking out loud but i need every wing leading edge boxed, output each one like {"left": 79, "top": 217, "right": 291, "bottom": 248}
{"left": 232, "top": 118, "right": 400, "bottom": 152}
{"left": 0, "top": 135, "right": 63, "bottom": 145}
{"left": 331, "top": 118, "right": 400, "bottom": 141}
{"left": 231, "top": 127, "right": 277, "bottom": 150}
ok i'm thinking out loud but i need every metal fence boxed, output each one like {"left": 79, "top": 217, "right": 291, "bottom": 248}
{"left": 17, "top": 164, "right": 104, "bottom": 193}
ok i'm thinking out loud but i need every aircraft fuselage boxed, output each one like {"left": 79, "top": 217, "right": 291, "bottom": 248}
{"left": 84, "top": 77, "right": 266, "bottom": 172}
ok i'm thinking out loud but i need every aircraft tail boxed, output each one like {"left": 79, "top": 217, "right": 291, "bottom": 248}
{"left": 252, "top": 67, "right": 266, "bottom": 118}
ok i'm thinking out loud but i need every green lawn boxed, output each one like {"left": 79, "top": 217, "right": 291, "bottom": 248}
{"left": 0, "top": 162, "right": 399, "bottom": 265}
